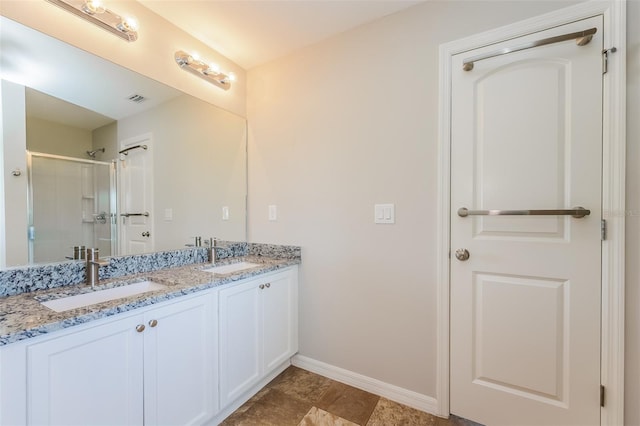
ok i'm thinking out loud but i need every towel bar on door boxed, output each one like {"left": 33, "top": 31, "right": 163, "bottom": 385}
{"left": 457, "top": 207, "right": 590, "bottom": 219}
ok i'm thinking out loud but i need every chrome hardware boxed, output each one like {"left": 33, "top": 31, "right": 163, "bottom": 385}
{"left": 86, "top": 248, "right": 109, "bottom": 288}
{"left": 457, "top": 206, "right": 590, "bottom": 219}
{"left": 69, "top": 246, "right": 86, "bottom": 260}
{"left": 455, "top": 248, "right": 470, "bottom": 261}
{"left": 136, "top": 324, "right": 145, "bottom": 333}
{"left": 462, "top": 27, "right": 597, "bottom": 71}
{"left": 265, "top": 283, "right": 271, "bottom": 288}
{"left": 93, "top": 212, "right": 108, "bottom": 224}
{"left": 205, "top": 237, "right": 222, "bottom": 264}
{"left": 259, "top": 284, "right": 265, "bottom": 290}
{"left": 11, "top": 169, "right": 21, "bottom": 177}
{"left": 142, "top": 231, "right": 150, "bottom": 237}
{"left": 120, "top": 212, "right": 149, "bottom": 217}
{"left": 603, "top": 47, "right": 617, "bottom": 74}
{"left": 119, "top": 144, "right": 147, "bottom": 156}
{"left": 148, "top": 319, "right": 158, "bottom": 327}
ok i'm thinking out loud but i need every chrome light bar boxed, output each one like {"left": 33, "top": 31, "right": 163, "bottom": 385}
{"left": 175, "top": 50, "right": 233, "bottom": 91}
{"left": 45, "top": 0, "right": 138, "bottom": 42}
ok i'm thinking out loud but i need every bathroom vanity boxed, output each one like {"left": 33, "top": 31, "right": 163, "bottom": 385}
{"left": 0, "top": 244, "right": 300, "bottom": 425}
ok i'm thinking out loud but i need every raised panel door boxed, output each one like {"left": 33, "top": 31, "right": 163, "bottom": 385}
{"left": 27, "top": 315, "right": 144, "bottom": 425}
{"left": 143, "top": 292, "right": 218, "bottom": 425}
{"left": 218, "top": 280, "right": 261, "bottom": 407}
{"left": 262, "top": 271, "right": 298, "bottom": 372}
{"left": 450, "top": 16, "right": 603, "bottom": 426}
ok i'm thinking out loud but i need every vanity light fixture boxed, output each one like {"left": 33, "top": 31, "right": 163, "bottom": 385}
{"left": 174, "top": 51, "right": 235, "bottom": 90}
{"left": 45, "top": 0, "right": 139, "bottom": 42}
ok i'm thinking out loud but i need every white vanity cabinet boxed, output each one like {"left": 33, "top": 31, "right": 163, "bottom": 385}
{"left": 0, "top": 264, "right": 299, "bottom": 426}
{"left": 218, "top": 267, "right": 298, "bottom": 408}
{"left": 4, "top": 291, "right": 217, "bottom": 426}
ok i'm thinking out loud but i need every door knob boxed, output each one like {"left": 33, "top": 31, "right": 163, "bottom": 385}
{"left": 455, "top": 248, "right": 470, "bottom": 261}
{"left": 142, "top": 231, "right": 150, "bottom": 237}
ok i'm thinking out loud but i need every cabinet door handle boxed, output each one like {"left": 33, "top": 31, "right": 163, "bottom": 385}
{"left": 265, "top": 283, "right": 271, "bottom": 288}
{"left": 136, "top": 324, "right": 145, "bottom": 333}
{"left": 259, "top": 284, "right": 265, "bottom": 289}
{"left": 149, "top": 319, "right": 158, "bottom": 327}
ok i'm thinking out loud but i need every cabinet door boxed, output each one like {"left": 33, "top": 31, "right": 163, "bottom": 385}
{"left": 263, "top": 271, "right": 298, "bottom": 372}
{"left": 143, "top": 292, "right": 217, "bottom": 426}
{"left": 27, "top": 315, "right": 144, "bottom": 426}
{"left": 218, "top": 280, "right": 261, "bottom": 407}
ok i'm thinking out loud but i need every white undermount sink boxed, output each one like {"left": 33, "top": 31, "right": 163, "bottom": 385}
{"left": 202, "top": 261, "right": 260, "bottom": 274}
{"left": 40, "top": 281, "right": 167, "bottom": 313}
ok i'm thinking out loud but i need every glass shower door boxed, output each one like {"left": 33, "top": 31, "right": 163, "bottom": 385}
{"left": 28, "top": 152, "right": 117, "bottom": 263}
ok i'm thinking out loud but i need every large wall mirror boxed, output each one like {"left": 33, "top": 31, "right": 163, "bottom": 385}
{"left": 0, "top": 17, "right": 247, "bottom": 268}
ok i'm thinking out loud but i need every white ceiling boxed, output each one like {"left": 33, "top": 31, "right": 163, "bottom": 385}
{"left": 137, "top": 0, "right": 426, "bottom": 70}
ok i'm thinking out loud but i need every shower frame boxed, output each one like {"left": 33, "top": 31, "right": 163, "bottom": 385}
{"left": 26, "top": 151, "right": 118, "bottom": 263}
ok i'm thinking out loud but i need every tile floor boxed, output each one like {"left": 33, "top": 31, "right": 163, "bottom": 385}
{"left": 221, "top": 366, "right": 482, "bottom": 426}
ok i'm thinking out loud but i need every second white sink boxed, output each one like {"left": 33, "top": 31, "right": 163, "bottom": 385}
{"left": 40, "top": 281, "right": 167, "bottom": 313}
{"left": 202, "top": 261, "right": 260, "bottom": 274}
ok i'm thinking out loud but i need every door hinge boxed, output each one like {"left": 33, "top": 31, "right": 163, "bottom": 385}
{"left": 600, "top": 384, "right": 605, "bottom": 407}
{"left": 603, "top": 47, "right": 617, "bottom": 74}
{"left": 601, "top": 219, "right": 607, "bottom": 241}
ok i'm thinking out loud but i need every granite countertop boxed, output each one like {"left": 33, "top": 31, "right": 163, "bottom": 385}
{"left": 0, "top": 256, "right": 299, "bottom": 347}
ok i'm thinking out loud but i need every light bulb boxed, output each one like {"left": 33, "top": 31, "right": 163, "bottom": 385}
{"left": 117, "top": 16, "right": 138, "bottom": 33}
{"left": 82, "top": 0, "right": 106, "bottom": 15}
{"left": 228, "top": 72, "right": 237, "bottom": 82}
{"left": 207, "top": 63, "right": 221, "bottom": 74}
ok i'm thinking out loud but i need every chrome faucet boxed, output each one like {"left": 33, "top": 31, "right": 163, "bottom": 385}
{"left": 86, "top": 248, "right": 110, "bottom": 288}
{"left": 205, "top": 237, "right": 222, "bottom": 264}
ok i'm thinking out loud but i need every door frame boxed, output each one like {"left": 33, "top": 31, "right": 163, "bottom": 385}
{"left": 436, "top": 1, "right": 627, "bottom": 424}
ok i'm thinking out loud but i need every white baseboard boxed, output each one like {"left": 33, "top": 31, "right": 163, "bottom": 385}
{"left": 291, "top": 355, "right": 440, "bottom": 416}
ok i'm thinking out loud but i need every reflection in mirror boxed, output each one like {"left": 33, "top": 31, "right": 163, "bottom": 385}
{"left": 0, "top": 17, "right": 247, "bottom": 268}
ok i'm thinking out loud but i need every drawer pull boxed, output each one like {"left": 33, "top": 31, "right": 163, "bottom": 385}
{"left": 135, "top": 324, "right": 145, "bottom": 333}
{"left": 265, "top": 283, "right": 271, "bottom": 288}
{"left": 149, "top": 319, "right": 158, "bottom": 327}
{"left": 259, "top": 284, "right": 265, "bottom": 290}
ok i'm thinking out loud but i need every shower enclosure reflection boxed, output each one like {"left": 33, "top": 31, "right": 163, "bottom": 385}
{"left": 28, "top": 152, "right": 116, "bottom": 263}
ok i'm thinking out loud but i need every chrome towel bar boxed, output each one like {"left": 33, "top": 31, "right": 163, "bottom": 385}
{"left": 120, "top": 212, "right": 150, "bottom": 217}
{"left": 462, "top": 27, "right": 597, "bottom": 71}
{"left": 119, "top": 144, "right": 148, "bottom": 155}
{"left": 457, "top": 207, "right": 590, "bottom": 219}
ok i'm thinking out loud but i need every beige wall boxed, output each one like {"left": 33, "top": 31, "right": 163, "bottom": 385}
{"left": 247, "top": 0, "right": 638, "bottom": 423}
{"left": 118, "top": 94, "right": 247, "bottom": 249}
{"left": 0, "top": 1, "right": 246, "bottom": 117}
{"left": 26, "top": 117, "right": 93, "bottom": 158}
{"left": 92, "top": 122, "right": 119, "bottom": 162}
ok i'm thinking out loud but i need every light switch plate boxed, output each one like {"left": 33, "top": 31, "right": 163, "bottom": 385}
{"left": 268, "top": 205, "right": 277, "bottom": 221}
{"left": 222, "top": 206, "right": 229, "bottom": 220}
{"left": 164, "top": 208, "right": 173, "bottom": 221}
{"left": 374, "top": 204, "right": 395, "bottom": 224}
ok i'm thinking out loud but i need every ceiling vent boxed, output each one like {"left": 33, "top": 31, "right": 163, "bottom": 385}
{"left": 127, "top": 94, "right": 146, "bottom": 103}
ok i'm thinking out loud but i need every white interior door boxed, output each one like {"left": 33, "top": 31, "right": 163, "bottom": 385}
{"left": 119, "top": 134, "right": 153, "bottom": 255}
{"left": 450, "top": 16, "right": 603, "bottom": 426}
